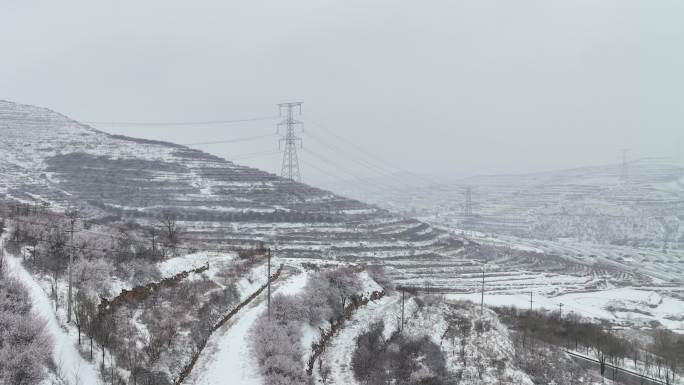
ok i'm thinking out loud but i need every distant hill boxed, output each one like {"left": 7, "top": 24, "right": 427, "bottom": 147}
{"left": 3, "top": 99, "right": 684, "bottom": 311}
{"left": 0, "top": 99, "right": 459, "bottom": 260}
{"left": 334, "top": 156, "right": 684, "bottom": 248}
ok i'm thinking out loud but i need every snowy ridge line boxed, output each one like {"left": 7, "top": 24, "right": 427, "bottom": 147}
{"left": 174, "top": 264, "right": 284, "bottom": 385}
{"left": 564, "top": 350, "right": 668, "bottom": 385}
{"left": 97, "top": 262, "right": 210, "bottom": 313}
{"left": 306, "top": 289, "right": 386, "bottom": 375}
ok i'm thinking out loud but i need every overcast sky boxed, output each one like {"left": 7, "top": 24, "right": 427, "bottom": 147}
{"left": 1, "top": 0, "right": 683, "bottom": 187}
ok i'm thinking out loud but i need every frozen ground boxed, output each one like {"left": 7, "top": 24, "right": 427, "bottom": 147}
{"left": 335, "top": 157, "right": 684, "bottom": 250}
{"left": 314, "top": 295, "right": 407, "bottom": 385}
{"left": 447, "top": 287, "right": 684, "bottom": 333}
{"left": 157, "top": 251, "right": 236, "bottom": 277}
{"left": 185, "top": 271, "right": 309, "bottom": 385}
{"left": 4, "top": 249, "right": 102, "bottom": 385}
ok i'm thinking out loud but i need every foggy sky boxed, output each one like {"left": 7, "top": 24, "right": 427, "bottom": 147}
{"left": 1, "top": 0, "right": 683, "bottom": 187}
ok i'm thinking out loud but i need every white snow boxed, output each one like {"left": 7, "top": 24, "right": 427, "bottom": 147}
{"left": 3, "top": 247, "right": 102, "bottom": 385}
{"left": 317, "top": 295, "right": 402, "bottom": 385}
{"left": 157, "top": 251, "right": 236, "bottom": 277}
{"left": 447, "top": 287, "right": 684, "bottom": 333}
{"left": 186, "top": 272, "right": 309, "bottom": 385}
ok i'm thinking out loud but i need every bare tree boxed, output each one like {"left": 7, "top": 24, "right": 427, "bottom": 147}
{"left": 65, "top": 207, "right": 79, "bottom": 323}
{"left": 159, "top": 210, "right": 181, "bottom": 253}
{"left": 95, "top": 312, "right": 116, "bottom": 376}
{"left": 73, "top": 290, "right": 92, "bottom": 345}
{"left": 324, "top": 267, "right": 361, "bottom": 316}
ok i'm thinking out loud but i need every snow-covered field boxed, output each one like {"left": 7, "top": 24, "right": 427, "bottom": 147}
{"left": 447, "top": 287, "right": 684, "bottom": 333}
{"left": 156, "top": 251, "right": 235, "bottom": 277}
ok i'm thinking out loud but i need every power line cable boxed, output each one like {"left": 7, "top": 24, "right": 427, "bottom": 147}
{"left": 304, "top": 130, "right": 417, "bottom": 190}
{"left": 229, "top": 150, "right": 281, "bottom": 161}
{"left": 84, "top": 116, "right": 278, "bottom": 127}
{"left": 301, "top": 148, "right": 406, "bottom": 198}
{"left": 300, "top": 159, "right": 398, "bottom": 200}
{"left": 305, "top": 117, "right": 444, "bottom": 187}
{"left": 181, "top": 133, "right": 277, "bottom": 146}
{"left": 306, "top": 126, "right": 401, "bottom": 176}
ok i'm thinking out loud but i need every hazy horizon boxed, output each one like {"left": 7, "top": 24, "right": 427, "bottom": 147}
{"left": 2, "top": 0, "right": 683, "bottom": 185}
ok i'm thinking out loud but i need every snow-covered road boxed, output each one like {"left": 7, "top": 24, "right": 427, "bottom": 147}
{"left": 185, "top": 272, "right": 309, "bottom": 385}
{"left": 3, "top": 246, "right": 102, "bottom": 385}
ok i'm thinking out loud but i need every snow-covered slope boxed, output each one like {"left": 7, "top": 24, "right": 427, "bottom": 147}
{"left": 0, "top": 99, "right": 461, "bottom": 263}
{"left": 4, "top": 251, "right": 102, "bottom": 385}
{"left": 337, "top": 158, "right": 684, "bottom": 249}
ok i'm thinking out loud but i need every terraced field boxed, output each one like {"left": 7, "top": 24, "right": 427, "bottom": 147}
{"left": 337, "top": 158, "right": 684, "bottom": 250}
{"left": 2, "top": 99, "right": 683, "bottom": 331}
{"left": 0, "top": 100, "right": 458, "bottom": 263}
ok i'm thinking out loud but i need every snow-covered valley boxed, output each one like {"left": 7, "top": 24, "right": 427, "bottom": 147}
{"left": 1, "top": 99, "right": 683, "bottom": 385}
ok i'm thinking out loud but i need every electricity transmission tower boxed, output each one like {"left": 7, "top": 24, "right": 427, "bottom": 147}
{"left": 464, "top": 187, "right": 473, "bottom": 217}
{"left": 620, "top": 148, "right": 630, "bottom": 182}
{"left": 277, "top": 102, "right": 303, "bottom": 182}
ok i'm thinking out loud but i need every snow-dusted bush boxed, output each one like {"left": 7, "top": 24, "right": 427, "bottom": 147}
{"left": 104, "top": 274, "right": 239, "bottom": 384}
{"left": 114, "top": 258, "right": 161, "bottom": 287}
{"left": 270, "top": 293, "right": 308, "bottom": 324}
{"left": 0, "top": 277, "right": 52, "bottom": 385}
{"left": 250, "top": 267, "right": 371, "bottom": 384}
{"left": 252, "top": 316, "right": 310, "bottom": 385}
{"left": 250, "top": 294, "right": 312, "bottom": 385}
{"left": 299, "top": 277, "right": 333, "bottom": 325}
{"left": 73, "top": 257, "right": 114, "bottom": 297}
{"left": 351, "top": 321, "right": 387, "bottom": 383}
{"left": 351, "top": 321, "right": 448, "bottom": 385}
{"left": 322, "top": 267, "right": 363, "bottom": 318}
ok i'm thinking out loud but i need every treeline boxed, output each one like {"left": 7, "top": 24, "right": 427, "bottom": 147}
{"left": 0, "top": 203, "right": 269, "bottom": 384}
{"left": 3, "top": 204, "right": 188, "bottom": 301}
{"left": 495, "top": 306, "right": 683, "bottom": 384}
{"left": 67, "top": 260, "right": 246, "bottom": 385}
{"left": 88, "top": 200, "right": 338, "bottom": 224}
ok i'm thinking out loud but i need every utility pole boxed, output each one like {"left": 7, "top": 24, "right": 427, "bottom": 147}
{"left": 620, "top": 148, "right": 630, "bottom": 182}
{"left": 480, "top": 264, "right": 485, "bottom": 314}
{"left": 529, "top": 291, "right": 533, "bottom": 312}
{"left": 558, "top": 303, "right": 564, "bottom": 319}
{"left": 278, "top": 102, "right": 303, "bottom": 182}
{"left": 65, "top": 208, "right": 79, "bottom": 323}
{"left": 267, "top": 248, "right": 272, "bottom": 320}
{"left": 401, "top": 289, "right": 405, "bottom": 333}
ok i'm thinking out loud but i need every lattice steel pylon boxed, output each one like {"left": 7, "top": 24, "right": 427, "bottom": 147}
{"left": 620, "top": 148, "right": 630, "bottom": 182}
{"left": 277, "top": 102, "right": 303, "bottom": 182}
{"left": 464, "top": 186, "right": 473, "bottom": 217}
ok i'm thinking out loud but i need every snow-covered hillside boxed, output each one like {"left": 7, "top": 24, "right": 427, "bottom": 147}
{"left": 336, "top": 158, "right": 684, "bottom": 249}
{"left": 2, "top": 99, "right": 683, "bottom": 330}
{"left": 0, "top": 99, "right": 463, "bottom": 264}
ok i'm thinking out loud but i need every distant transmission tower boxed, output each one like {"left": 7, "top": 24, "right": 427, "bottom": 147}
{"left": 277, "top": 102, "right": 303, "bottom": 182}
{"left": 620, "top": 148, "right": 630, "bottom": 182}
{"left": 464, "top": 187, "right": 473, "bottom": 217}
